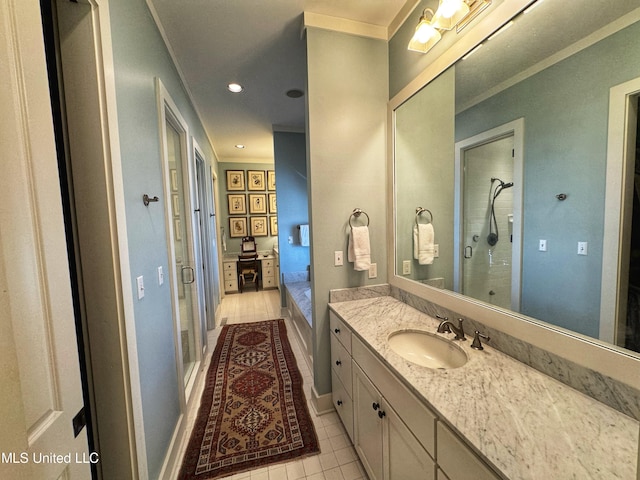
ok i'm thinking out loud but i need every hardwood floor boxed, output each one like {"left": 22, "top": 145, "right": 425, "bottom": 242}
{"left": 185, "top": 289, "right": 367, "bottom": 480}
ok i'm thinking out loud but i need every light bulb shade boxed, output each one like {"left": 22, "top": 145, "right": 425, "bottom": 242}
{"left": 432, "top": 0, "right": 470, "bottom": 30}
{"left": 407, "top": 17, "right": 442, "bottom": 53}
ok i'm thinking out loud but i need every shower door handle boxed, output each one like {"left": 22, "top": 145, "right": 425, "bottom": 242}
{"left": 181, "top": 266, "right": 195, "bottom": 284}
{"left": 464, "top": 246, "right": 473, "bottom": 259}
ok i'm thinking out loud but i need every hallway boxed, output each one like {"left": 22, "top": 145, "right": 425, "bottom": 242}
{"left": 181, "top": 290, "right": 367, "bottom": 480}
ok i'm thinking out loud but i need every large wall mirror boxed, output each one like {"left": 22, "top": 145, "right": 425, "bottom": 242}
{"left": 392, "top": 0, "right": 640, "bottom": 386}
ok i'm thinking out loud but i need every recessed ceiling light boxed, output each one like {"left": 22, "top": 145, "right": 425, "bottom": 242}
{"left": 286, "top": 89, "right": 304, "bottom": 98}
{"left": 228, "top": 83, "right": 244, "bottom": 93}
{"left": 235, "top": 144, "right": 245, "bottom": 149}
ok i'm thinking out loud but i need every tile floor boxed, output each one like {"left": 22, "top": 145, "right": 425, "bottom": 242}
{"left": 189, "top": 289, "right": 368, "bottom": 480}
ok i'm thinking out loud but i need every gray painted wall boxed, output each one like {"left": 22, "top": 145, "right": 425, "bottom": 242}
{"left": 109, "top": 0, "right": 217, "bottom": 476}
{"left": 455, "top": 21, "right": 640, "bottom": 337}
{"left": 306, "top": 28, "right": 389, "bottom": 396}
{"left": 395, "top": 68, "right": 455, "bottom": 286}
{"left": 273, "top": 132, "right": 310, "bottom": 278}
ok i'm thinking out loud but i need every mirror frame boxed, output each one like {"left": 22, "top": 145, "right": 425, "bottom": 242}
{"left": 387, "top": 0, "right": 640, "bottom": 391}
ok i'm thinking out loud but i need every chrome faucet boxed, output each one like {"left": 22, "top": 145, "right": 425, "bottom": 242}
{"left": 436, "top": 316, "right": 466, "bottom": 341}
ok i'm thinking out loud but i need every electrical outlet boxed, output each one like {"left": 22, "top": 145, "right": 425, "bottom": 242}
{"left": 136, "top": 275, "right": 145, "bottom": 300}
{"left": 402, "top": 260, "right": 411, "bottom": 275}
{"left": 434, "top": 244, "right": 439, "bottom": 258}
{"left": 578, "top": 242, "right": 588, "bottom": 255}
{"left": 539, "top": 239, "right": 547, "bottom": 252}
{"left": 334, "top": 251, "right": 344, "bottom": 266}
{"left": 368, "top": 263, "right": 377, "bottom": 279}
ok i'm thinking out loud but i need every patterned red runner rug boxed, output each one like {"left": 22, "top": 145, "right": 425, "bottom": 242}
{"left": 179, "top": 319, "right": 319, "bottom": 479}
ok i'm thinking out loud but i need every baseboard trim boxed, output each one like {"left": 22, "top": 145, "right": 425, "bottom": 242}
{"left": 311, "top": 387, "right": 334, "bottom": 416}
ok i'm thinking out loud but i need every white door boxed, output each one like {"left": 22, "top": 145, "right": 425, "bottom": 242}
{"left": 0, "top": 1, "right": 90, "bottom": 478}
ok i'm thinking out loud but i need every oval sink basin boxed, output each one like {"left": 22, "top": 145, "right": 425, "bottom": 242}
{"left": 388, "top": 330, "right": 467, "bottom": 369}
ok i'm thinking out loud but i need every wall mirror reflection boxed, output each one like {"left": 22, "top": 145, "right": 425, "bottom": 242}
{"left": 394, "top": 0, "right": 640, "bottom": 355}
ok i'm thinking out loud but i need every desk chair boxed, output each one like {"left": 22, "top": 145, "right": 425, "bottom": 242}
{"left": 238, "top": 254, "right": 260, "bottom": 293}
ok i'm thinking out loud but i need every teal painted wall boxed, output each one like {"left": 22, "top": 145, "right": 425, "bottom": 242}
{"left": 306, "top": 28, "right": 389, "bottom": 395}
{"left": 455, "top": 21, "right": 640, "bottom": 336}
{"left": 273, "top": 132, "right": 310, "bottom": 276}
{"left": 108, "top": 0, "right": 217, "bottom": 476}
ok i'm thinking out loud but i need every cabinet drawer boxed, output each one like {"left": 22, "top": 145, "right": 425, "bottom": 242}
{"left": 262, "top": 267, "right": 274, "bottom": 277}
{"left": 262, "top": 259, "right": 274, "bottom": 267}
{"left": 331, "top": 369, "right": 354, "bottom": 441}
{"left": 329, "top": 312, "right": 352, "bottom": 353}
{"left": 437, "top": 423, "right": 501, "bottom": 480}
{"left": 352, "top": 336, "right": 436, "bottom": 457}
{"left": 223, "top": 261, "right": 236, "bottom": 272}
{"left": 330, "top": 334, "right": 352, "bottom": 396}
{"left": 263, "top": 277, "right": 276, "bottom": 288}
{"left": 224, "top": 269, "right": 236, "bottom": 281}
{"left": 225, "top": 280, "right": 238, "bottom": 292}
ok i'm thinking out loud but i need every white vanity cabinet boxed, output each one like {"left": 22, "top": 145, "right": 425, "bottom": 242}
{"left": 330, "top": 313, "right": 354, "bottom": 441}
{"left": 329, "top": 310, "right": 502, "bottom": 480}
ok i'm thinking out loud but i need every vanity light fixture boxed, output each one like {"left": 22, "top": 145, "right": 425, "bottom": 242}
{"left": 227, "top": 83, "right": 244, "bottom": 93}
{"left": 407, "top": 8, "right": 442, "bottom": 53}
{"left": 431, "top": 0, "right": 470, "bottom": 31}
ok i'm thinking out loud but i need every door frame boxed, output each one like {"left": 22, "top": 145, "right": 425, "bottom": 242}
{"left": 454, "top": 118, "right": 524, "bottom": 311}
{"left": 601, "top": 77, "right": 640, "bottom": 345}
{"left": 155, "top": 78, "right": 204, "bottom": 400}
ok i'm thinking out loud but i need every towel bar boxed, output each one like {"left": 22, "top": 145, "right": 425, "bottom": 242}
{"left": 415, "top": 207, "right": 433, "bottom": 225}
{"left": 349, "top": 208, "right": 369, "bottom": 227}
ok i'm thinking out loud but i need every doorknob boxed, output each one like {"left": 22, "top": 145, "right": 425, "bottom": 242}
{"left": 181, "top": 266, "right": 195, "bottom": 284}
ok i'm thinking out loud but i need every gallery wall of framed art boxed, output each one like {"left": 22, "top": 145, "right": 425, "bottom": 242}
{"left": 222, "top": 167, "right": 277, "bottom": 250}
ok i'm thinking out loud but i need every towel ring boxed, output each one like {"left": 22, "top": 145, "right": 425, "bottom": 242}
{"left": 349, "top": 208, "right": 370, "bottom": 228}
{"left": 415, "top": 207, "right": 433, "bottom": 225}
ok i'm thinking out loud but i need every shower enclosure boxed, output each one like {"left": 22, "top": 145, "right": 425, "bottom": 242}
{"left": 454, "top": 120, "right": 523, "bottom": 311}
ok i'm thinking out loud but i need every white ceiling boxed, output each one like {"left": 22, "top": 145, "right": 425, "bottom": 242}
{"left": 149, "top": 0, "right": 413, "bottom": 162}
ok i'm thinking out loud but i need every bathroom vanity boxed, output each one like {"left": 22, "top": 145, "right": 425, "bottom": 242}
{"left": 328, "top": 295, "right": 639, "bottom": 480}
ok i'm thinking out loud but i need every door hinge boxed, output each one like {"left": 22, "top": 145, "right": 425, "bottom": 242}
{"left": 72, "top": 407, "right": 86, "bottom": 437}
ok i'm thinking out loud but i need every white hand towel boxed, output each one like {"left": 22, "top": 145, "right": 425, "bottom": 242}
{"left": 299, "top": 224, "right": 310, "bottom": 247}
{"left": 348, "top": 226, "right": 371, "bottom": 271}
{"left": 413, "top": 223, "right": 434, "bottom": 265}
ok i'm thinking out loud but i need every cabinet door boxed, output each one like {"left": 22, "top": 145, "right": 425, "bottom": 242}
{"left": 385, "top": 404, "right": 436, "bottom": 480}
{"left": 437, "top": 423, "right": 501, "bottom": 480}
{"left": 353, "top": 364, "right": 384, "bottom": 480}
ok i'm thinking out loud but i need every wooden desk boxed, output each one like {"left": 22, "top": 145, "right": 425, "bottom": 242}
{"left": 222, "top": 255, "right": 279, "bottom": 293}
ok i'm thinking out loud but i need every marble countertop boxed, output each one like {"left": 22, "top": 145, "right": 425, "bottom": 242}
{"left": 329, "top": 296, "right": 639, "bottom": 480}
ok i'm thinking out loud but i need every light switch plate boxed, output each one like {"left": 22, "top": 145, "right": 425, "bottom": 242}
{"left": 368, "top": 263, "right": 377, "bottom": 279}
{"left": 136, "top": 275, "right": 145, "bottom": 300}
{"left": 578, "top": 241, "right": 588, "bottom": 255}
{"left": 158, "top": 266, "right": 164, "bottom": 285}
{"left": 402, "top": 260, "right": 411, "bottom": 275}
{"left": 334, "top": 251, "right": 343, "bottom": 266}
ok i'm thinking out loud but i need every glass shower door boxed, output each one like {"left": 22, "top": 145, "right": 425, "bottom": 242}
{"left": 166, "top": 119, "right": 197, "bottom": 385}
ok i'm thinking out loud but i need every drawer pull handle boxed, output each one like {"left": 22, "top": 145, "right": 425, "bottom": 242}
{"left": 334, "top": 328, "right": 340, "bottom": 334}
{"left": 378, "top": 410, "right": 386, "bottom": 419}
{"left": 337, "top": 400, "right": 343, "bottom": 406}
{"left": 335, "top": 360, "right": 342, "bottom": 366}
{"left": 372, "top": 402, "right": 380, "bottom": 411}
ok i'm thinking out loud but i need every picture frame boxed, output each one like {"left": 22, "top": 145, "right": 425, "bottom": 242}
{"left": 226, "top": 170, "right": 245, "bottom": 191}
{"left": 229, "top": 217, "right": 247, "bottom": 237}
{"left": 270, "top": 216, "right": 278, "bottom": 236}
{"left": 267, "top": 170, "right": 276, "bottom": 191}
{"left": 249, "top": 194, "right": 267, "bottom": 214}
{"left": 268, "top": 193, "right": 277, "bottom": 213}
{"left": 247, "top": 170, "right": 266, "bottom": 191}
{"left": 250, "top": 216, "right": 268, "bottom": 236}
{"left": 227, "top": 193, "right": 246, "bottom": 215}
